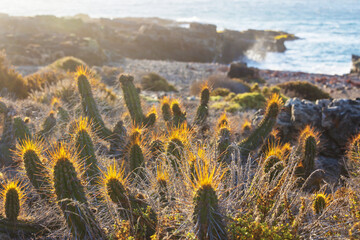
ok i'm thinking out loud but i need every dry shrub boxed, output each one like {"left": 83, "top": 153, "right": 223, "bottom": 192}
{"left": 140, "top": 72, "right": 177, "bottom": 92}
{"left": 277, "top": 81, "right": 330, "bottom": 101}
{"left": 0, "top": 51, "right": 28, "bottom": 98}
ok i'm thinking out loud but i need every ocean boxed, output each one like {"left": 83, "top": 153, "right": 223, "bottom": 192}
{"left": 0, "top": 0, "right": 359, "bottom": 75}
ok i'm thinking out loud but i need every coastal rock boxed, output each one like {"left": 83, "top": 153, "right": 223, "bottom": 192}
{"left": 0, "top": 15, "right": 296, "bottom": 66}
{"left": 227, "top": 62, "right": 259, "bottom": 79}
{"left": 351, "top": 54, "right": 360, "bottom": 74}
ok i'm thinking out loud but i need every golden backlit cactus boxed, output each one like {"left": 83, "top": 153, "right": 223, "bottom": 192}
{"left": 239, "top": 93, "right": 283, "bottom": 158}
{"left": 217, "top": 112, "right": 229, "bottom": 129}
{"left": 347, "top": 132, "right": 360, "bottom": 174}
{"left": 191, "top": 158, "right": 227, "bottom": 240}
{"left": 1, "top": 180, "right": 25, "bottom": 221}
{"left": 161, "top": 96, "right": 172, "bottom": 123}
{"left": 156, "top": 163, "right": 169, "bottom": 204}
{"left": 312, "top": 193, "right": 330, "bottom": 215}
{"left": 194, "top": 83, "right": 210, "bottom": 125}
{"left": 217, "top": 121, "right": 232, "bottom": 164}
{"left": 296, "top": 125, "right": 320, "bottom": 179}
{"left": 171, "top": 99, "right": 187, "bottom": 127}
{"left": 16, "top": 138, "right": 51, "bottom": 201}
{"left": 166, "top": 123, "right": 191, "bottom": 169}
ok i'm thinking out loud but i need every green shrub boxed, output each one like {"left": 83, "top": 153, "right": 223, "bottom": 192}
{"left": 228, "top": 214, "right": 297, "bottom": 240}
{"left": 140, "top": 72, "right": 177, "bottom": 92}
{"left": 277, "top": 81, "right": 330, "bottom": 101}
{"left": 48, "top": 56, "right": 87, "bottom": 72}
{"left": 0, "top": 51, "right": 28, "bottom": 98}
{"left": 211, "top": 88, "right": 230, "bottom": 97}
{"left": 231, "top": 92, "right": 267, "bottom": 109}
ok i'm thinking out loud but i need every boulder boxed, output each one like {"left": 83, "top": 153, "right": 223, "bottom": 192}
{"left": 351, "top": 54, "right": 360, "bottom": 74}
{"left": 227, "top": 62, "right": 259, "bottom": 79}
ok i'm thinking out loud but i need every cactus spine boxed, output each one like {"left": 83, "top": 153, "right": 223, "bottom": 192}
{"left": 74, "top": 117, "right": 100, "bottom": 185}
{"left": 51, "top": 144, "right": 105, "bottom": 239}
{"left": 77, "top": 67, "right": 112, "bottom": 140}
{"left": 17, "top": 139, "right": 51, "bottom": 201}
{"left": 239, "top": 94, "right": 283, "bottom": 158}
{"left": 109, "top": 120, "right": 127, "bottom": 158}
{"left": 194, "top": 85, "right": 210, "bottom": 125}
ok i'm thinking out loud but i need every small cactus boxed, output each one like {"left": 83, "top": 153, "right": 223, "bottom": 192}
{"left": 2, "top": 181, "right": 24, "bottom": 221}
{"left": 192, "top": 162, "right": 227, "bottom": 240}
{"left": 143, "top": 106, "right": 157, "bottom": 128}
{"left": 239, "top": 94, "right": 283, "bottom": 158}
{"left": 161, "top": 96, "right": 172, "bottom": 123}
{"left": 194, "top": 84, "right": 210, "bottom": 125}
{"left": 74, "top": 117, "right": 100, "bottom": 185}
{"left": 77, "top": 67, "right": 112, "bottom": 140}
{"left": 128, "top": 136, "right": 146, "bottom": 180}
{"left": 217, "top": 123, "right": 231, "bottom": 164}
{"left": 296, "top": 125, "right": 319, "bottom": 179}
{"left": 312, "top": 193, "right": 329, "bottom": 215}
{"left": 17, "top": 139, "right": 51, "bottom": 201}
{"left": 36, "top": 111, "right": 56, "bottom": 140}
{"left": 156, "top": 164, "right": 168, "bottom": 204}
{"left": 109, "top": 120, "right": 128, "bottom": 158}
{"left": 347, "top": 133, "right": 360, "bottom": 174}
{"left": 13, "top": 117, "right": 32, "bottom": 142}
{"left": 171, "top": 100, "right": 187, "bottom": 128}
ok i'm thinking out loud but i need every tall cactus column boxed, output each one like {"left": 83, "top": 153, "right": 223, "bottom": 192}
{"left": 77, "top": 68, "right": 112, "bottom": 140}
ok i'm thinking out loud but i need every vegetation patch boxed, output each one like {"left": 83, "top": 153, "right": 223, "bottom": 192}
{"left": 277, "top": 81, "right": 330, "bottom": 101}
{"left": 140, "top": 72, "right": 177, "bottom": 92}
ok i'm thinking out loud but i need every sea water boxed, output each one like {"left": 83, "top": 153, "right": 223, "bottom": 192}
{"left": 0, "top": 0, "right": 359, "bottom": 74}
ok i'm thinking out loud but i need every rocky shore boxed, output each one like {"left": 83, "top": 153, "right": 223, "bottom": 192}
{"left": 0, "top": 13, "right": 297, "bottom": 66}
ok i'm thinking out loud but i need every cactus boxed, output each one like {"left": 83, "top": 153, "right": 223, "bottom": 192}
{"left": 13, "top": 117, "right": 32, "bottom": 142}
{"left": 312, "top": 193, "right": 328, "bottom": 215}
{"left": 36, "top": 111, "right": 56, "bottom": 140}
{"left": 194, "top": 85, "right": 210, "bottom": 125}
{"left": 296, "top": 125, "right": 319, "bottom": 179}
{"left": 347, "top": 133, "right": 360, "bottom": 174}
{"left": 217, "top": 123, "right": 231, "bottom": 164}
{"left": 239, "top": 94, "right": 283, "bottom": 158}
{"left": 161, "top": 96, "right": 172, "bottom": 123}
{"left": 51, "top": 144, "right": 105, "bottom": 239}
{"left": 103, "top": 163, "right": 157, "bottom": 238}
{"left": 171, "top": 100, "right": 187, "bottom": 128}
{"left": 263, "top": 141, "right": 287, "bottom": 182}
{"left": 192, "top": 163, "right": 227, "bottom": 240}
{"left": 74, "top": 117, "right": 100, "bottom": 185}
{"left": 57, "top": 106, "right": 70, "bottom": 123}
{"left": 109, "top": 120, "right": 128, "bottom": 158}
{"left": 129, "top": 137, "right": 146, "bottom": 180}
{"left": 2, "top": 181, "right": 23, "bottom": 221}
{"left": 149, "top": 139, "right": 165, "bottom": 161}
{"left": 17, "top": 139, "right": 51, "bottom": 201}
{"left": 77, "top": 67, "right": 112, "bottom": 140}
{"left": 156, "top": 164, "right": 168, "bottom": 204}
{"left": 119, "top": 74, "right": 144, "bottom": 126}
{"left": 143, "top": 106, "right": 157, "bottom": 128}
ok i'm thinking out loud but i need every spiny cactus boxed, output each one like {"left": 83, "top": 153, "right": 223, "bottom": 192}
{"left": 36, "top": 111, "right": 56, "bottom": 140}
{"left": 102, "top": 163, "right": 157, "bottom": 238}
{"left": 17, "top": 139, "right": 51, "bottom": 201}
{"left": 166, "top": 124, "right": 189, "bottom": 169}
{"left": 143, "top": 106, "right": 157, "bottom": 128}
{"left": 74, "top": 117, "right": 100, "bottom": 185}
{"left": 296, "top": 125, "right": 319, "bottom": 179}
{"left": 312, "top": 193, "right": 329, "bottom": 215}
{"left": 217, "top": 123, "right": 231, "bottom": 164}
{"left": 119, "top": 74, "right": 157, "bottom": 128}
{"left": 50, "top": 144, "right": 105, "bottom": 239}
{"left": 239, "top": 93, "right": 283, "bottom": 159}
{"left": 149, "top": 139, "right": 165, "bottom": 161}
{"left": 192, "top": 162, "right": 227, "bottom": 240}
{"left": 263, "top": 142, "right": 287, "bottom": 182}
{"left": 194, "top": 84, "right": 210, "bottom": 125}
{"left": 77, "top": 67, "right": 112, "bottom": 140}
{"left": 156, "top": 164, "right": 168, "bottom": 204}
{"left": 259, "top": 129, "right": 279, "bottom": 155}
{"left": 171, "top": 100, "right": 187, "bottom": 128}
{"left": 119, "top": 74, "right": 144, "bottom": 126}
{"left": 128, "top": 136, "right": 146, "bottom": 180}
{"left": 347, "top": 133, "right": 360, "bottom": 174}
{"left": 161, "top": 96, "right": 172, "bottom": 123}
{"left": 109, "top": 120, "right": 128, "bottom": 158}
{"left": 2, "top": 181, "right": 24, "bottom": 221}
{"left": 13, "top": 117, "right": 32, "bottom": 142}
